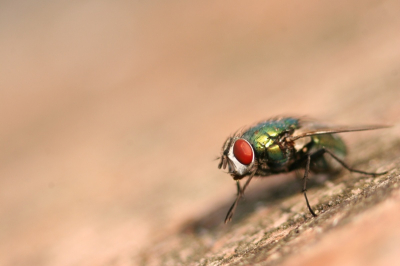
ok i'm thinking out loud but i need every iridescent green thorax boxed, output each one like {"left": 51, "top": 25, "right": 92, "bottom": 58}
{"left": 241, "top": 118, "right": 299, "bottom": 151}
{"left": 241, "top": 117, "right": 299, "bottom": 168}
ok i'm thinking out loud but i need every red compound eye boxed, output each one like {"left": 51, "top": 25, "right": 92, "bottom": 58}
{"left": 233, "top": 139, "right": 253, "bottom": 165}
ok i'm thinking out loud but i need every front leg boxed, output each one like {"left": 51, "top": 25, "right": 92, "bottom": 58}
{"left": 225, "top": 171, "right": 256, "bottom": 223}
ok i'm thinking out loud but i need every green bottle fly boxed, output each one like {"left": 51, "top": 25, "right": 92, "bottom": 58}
{"left": 218, "top": 116, "right": 389, "bottom": 222}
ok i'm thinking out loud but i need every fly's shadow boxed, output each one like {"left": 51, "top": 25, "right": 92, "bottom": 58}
{"left": 180, "top": 172, "right": 333, "bottom": 235}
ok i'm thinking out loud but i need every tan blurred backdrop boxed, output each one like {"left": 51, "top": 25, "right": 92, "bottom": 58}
{"left": 1, "top": 1, "right": 399, "bottom": 265}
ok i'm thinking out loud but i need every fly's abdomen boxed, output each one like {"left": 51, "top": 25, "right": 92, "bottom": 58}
{"left": 310, "top": 134, "right": 347, "bottom": 172}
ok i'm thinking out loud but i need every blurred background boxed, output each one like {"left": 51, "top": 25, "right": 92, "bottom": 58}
{"left": 0, "top": 0, "right": 399, "bottom": 265}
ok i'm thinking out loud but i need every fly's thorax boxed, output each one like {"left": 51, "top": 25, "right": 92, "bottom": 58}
{"left": 253, "top": 132, "right": 275, "bottom": 152}
{"left": 248, "top": 132, "right": 294, "bottom": 169}
{"left": 244, "top": 126, "right": 281, "bottom": 154}
{"left": 241, "top": 119, "right": 300, "bottom": 170}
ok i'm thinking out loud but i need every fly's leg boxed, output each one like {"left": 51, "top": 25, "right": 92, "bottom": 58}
{"left": 300, "top": 147, "right": 388, "bottom": 217}
{"left": 303, "top": 154, "right": 317, "bottom": 217}
{"left": 225, "top": 171, "right": 256, "bottom": 223}
{"left": 224, "top": 181, "right": 242, "bottom": 223}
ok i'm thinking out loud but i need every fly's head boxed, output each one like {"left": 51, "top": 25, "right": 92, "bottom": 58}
{"left": 218, "top": 135, "right": 255, "bottom": 180}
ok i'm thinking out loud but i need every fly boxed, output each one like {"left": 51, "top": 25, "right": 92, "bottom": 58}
{"left": 218, "top": 116, "right": 390, "bottom": 223}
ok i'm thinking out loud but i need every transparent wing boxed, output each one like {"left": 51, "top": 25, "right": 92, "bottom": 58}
{"left": 288, "top": 120, "right": 391, "bottom": 142}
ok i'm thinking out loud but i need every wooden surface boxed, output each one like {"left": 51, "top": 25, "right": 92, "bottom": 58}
{"left": 1, "top": 1, "right": 400, "bottom": 265}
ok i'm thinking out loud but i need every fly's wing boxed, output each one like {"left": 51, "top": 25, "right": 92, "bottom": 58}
{"left": 289, "top": 119, "right": 391, "bottom": 172}
{"left": 288, "top": 118, "right": 391, "bottom": 142}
